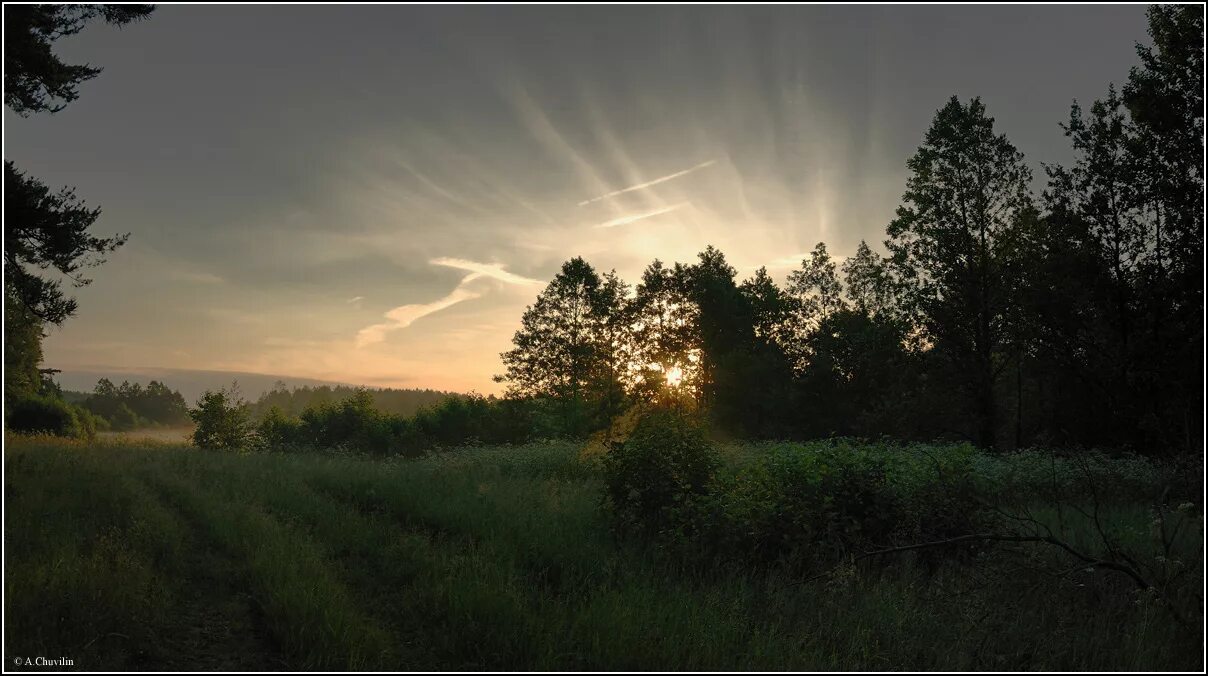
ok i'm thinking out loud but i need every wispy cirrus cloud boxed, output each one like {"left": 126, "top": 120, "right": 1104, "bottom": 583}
{"left": 595, "top": 202, "right": 690, "bottom": 228}
{"left": 355, "top": 280, "right": 481, "bottom": 348}
{"left": 430, "top": 257, "right": 541, "bottom": 286}
{"left": 577, "top": 160, "right": 716, "bottom": 206}
{"left": 356, "top": 258, "right": 538, "bottom": 348}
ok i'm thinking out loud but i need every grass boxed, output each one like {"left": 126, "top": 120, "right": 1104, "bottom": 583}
{"left": 4, "top": 434, "right": 1202, "bottom": 670}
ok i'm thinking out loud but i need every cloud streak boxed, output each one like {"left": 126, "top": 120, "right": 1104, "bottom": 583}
{"left": 356, "top": 258, "right": 539, "bottom": 348}
{"left": 577, "top": 160, "right": 716, "bottom": 206}
{"left": 595, "top": 202, "right": 690, "bottom": 228}
{"left": 430, "top": 257, "right": 541, "bottom": 286}
{"left": 355, "top": 280, "right": 481, "bottom": 348}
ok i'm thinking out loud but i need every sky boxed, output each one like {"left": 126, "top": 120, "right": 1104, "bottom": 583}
{"left": 5, "top": 4, "right": 1152, "bottom": 395}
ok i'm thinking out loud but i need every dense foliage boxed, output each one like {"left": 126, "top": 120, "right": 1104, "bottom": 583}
{"left": 5, "top": 390, "right": 99, "bottom": 439}
{"left": 601, "top": 409, "right": 718, "bottom": 536}
{"left": 189, "top": 388, "right": 252, "bottom": 451}
{"left": 495, "top": 6, "right": 1203, "bottom": 455}
{"left": 5, "top": 436, "right": 1199, "bottom": 670}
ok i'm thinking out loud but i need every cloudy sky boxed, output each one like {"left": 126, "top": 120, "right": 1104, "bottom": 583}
{"left": 6, "top": 4, "right": 1150, "bottom": 394}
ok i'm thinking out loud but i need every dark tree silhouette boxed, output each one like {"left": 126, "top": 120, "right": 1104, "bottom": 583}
{"left": 4, "top": 4, "right": 155, "bottom": 116}
{"left": 886, "top": 97, "right": 1034, "bottom": 449}
{"left": 497, "top": 257, "right": 627, "bottom": 433}
{"left": 4, "top": 162, "right": 128, "bottom": 325}
{"left": 3, "top": 5, "right": 153, "bottom": 419}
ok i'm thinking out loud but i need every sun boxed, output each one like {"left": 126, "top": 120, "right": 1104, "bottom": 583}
{"left": 665, "top": 366, "right": 684, "bottom": 387}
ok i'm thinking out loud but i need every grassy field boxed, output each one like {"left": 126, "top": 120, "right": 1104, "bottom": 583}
{"left": 4, "top": 435, "right": 1202, "bottom": 671}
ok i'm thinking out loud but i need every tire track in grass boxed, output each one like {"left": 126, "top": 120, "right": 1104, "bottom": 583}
{"left": 124, "top": 474, "right": 286, "bottom": 671}
{"left": 300, "top": 457, "right": 615, "bottom": 598}
{"left": 291, "top": 463, "right": 566, "bottom": 668}
{"left": 142, "top": 469, "right": 394, "bottom": 670}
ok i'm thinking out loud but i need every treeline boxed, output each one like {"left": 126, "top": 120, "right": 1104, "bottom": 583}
{"left": 496, "top": 6, "right": 1202, "bottom": 456}
{"left": 248, "top": 383, "right": 455, "bottom": 420}
{"left": 78, "top": 379, "right": 190, "bottom": 430}
{"left": 192, "top": 388, "right": 576, "bottom": 454}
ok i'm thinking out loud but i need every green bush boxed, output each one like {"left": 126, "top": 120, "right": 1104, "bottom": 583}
{"left": 298, "top": 390, "right": 398, "bottom": 455}
{"left": 601, "top": 409, "right": 718, "bottom": 536}
{"left": 254, "top": 405, "right": 306, "bottom": 451}
{"left": 189, "top": 388, "right": 252, "bottom": 450}
{"left": 712, "top": 442, "right": 903, "bottom": 565}
{"left": 5, "top": 392, "right": 97, "bottom": 439}
{"left": 605, "top": 437, "right": 989, "bottom": 570}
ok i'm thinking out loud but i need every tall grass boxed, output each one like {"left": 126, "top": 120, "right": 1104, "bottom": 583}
{"left": 4, "top": 434, "right": 1202, "bottom": 670}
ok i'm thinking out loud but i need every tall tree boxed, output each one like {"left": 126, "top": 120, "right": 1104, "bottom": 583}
{"left": 4, "top": 4, "right": 154, "bottom": 411}
{"left": 628, "top": 259, "right": 701, "bottom": 400}
{"left": 841, "top": 240, "right": 897, "bottom": 320}
{"left": 886, "top": 96, "right": 1034, "bottom": 449}
{"left": 497, "top": 257, "right": 625, "bottom": 433}
{"left": 784, "top": 242, "right": 847, "bottom": 372}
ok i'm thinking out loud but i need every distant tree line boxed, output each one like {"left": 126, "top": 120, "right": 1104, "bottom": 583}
{"left": 248, "top": 383, "right": 456, "bottom": 420}
{"left": 497, "top": 6, "right": 1203, "bottom": 456}
{"left": 192, "top": 386, "right": 576, "bottom": 454}
{"left": 73, "top": 378, "right": 190, "bottom": 430}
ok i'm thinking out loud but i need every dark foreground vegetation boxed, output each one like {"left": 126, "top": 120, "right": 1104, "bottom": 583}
{"left": 4, "top": 431, "right": 1201, "bottom": 671}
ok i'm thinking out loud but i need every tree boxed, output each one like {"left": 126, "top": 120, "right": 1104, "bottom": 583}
{"left": 190, "top": 386, "right": 252, "bottom": 450}
{"left": 4, "top": 4, "right": 155, "bottom": 116}
{"left": 3, "top": 4, "right": 153, "bottom": 421}
{"left": 886, "top": 96, "right": 1034, "bottom": 449}
{"left": 4, "top": 162, "right": 128, "bottom": 324}
{"left": 497, "top": 257, "right": 626, "bottom": 433}
{"left": 841, "top": 241, "right": 897, "bottom": 320}
{"left": 628, "top": 259, "right": 701, "bottom": 400}
{"left": 1026, "top": 6, "right": 1204, "bottom": 455}
{"left": 685, "top": 246, "right": 751, "bottom": 411}
{"left": 784, "top": 242, "right": 847, "bottom": 373}
{"left": 4, "top": 288, "right": 45, "bottom": 404}
{"left": 740, "top": 266, "right": 798, "bottom": 354}
{"left": 1123, "top": 4, "right": 1203, "bottom": 298}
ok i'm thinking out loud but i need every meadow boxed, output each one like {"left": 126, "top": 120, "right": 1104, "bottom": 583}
{"left": 3, "top": 434, "right": 1202, "bottom": 671}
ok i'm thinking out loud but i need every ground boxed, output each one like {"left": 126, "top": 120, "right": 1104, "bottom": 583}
{"left": 3, "top": 435, "right": 1201, "bottom": 671}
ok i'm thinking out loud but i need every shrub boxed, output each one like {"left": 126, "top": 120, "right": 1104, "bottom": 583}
{"left": 715, "top": 441, "right": 904, "bottom": 565}
{"left": 298, "top": 390, "right": 398, "bottom": 454}
{"left": 5, "top": 392, "right": 96, "bottom": 439}
{"left": 189, "top": 388, "right": 252, "bottom": 450}
{"left": 109, "top": 403, "right": 145, "bottom": 431}
{"left": 608, "top": 437, "right": 990, "bottom": 571}
{"left": 601, "top": 409, "right": 718, "bottom": 536}
{"left": 254, "top": 405, "right": 306, "bottom": 451}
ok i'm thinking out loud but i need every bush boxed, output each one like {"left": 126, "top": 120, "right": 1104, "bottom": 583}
{"left": 189, "top": 388, "right": 251, "bottom": 450}
{"left": 6, "top": 392, "right": 96, "bottom": 439}
{"left": 601, "top": 409, "right": 718, "bottom": 536}
{"left": 254, "top": 405, "right": 306, "bottom": 451}
{"left": 712, "top": 442, "right": 904, "bottom": 565}
{"left": 602, "top": 435, "right": 989, "bottom": 571}
{"left": 298, "top": 390, "right": 398, "bottom": 455}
